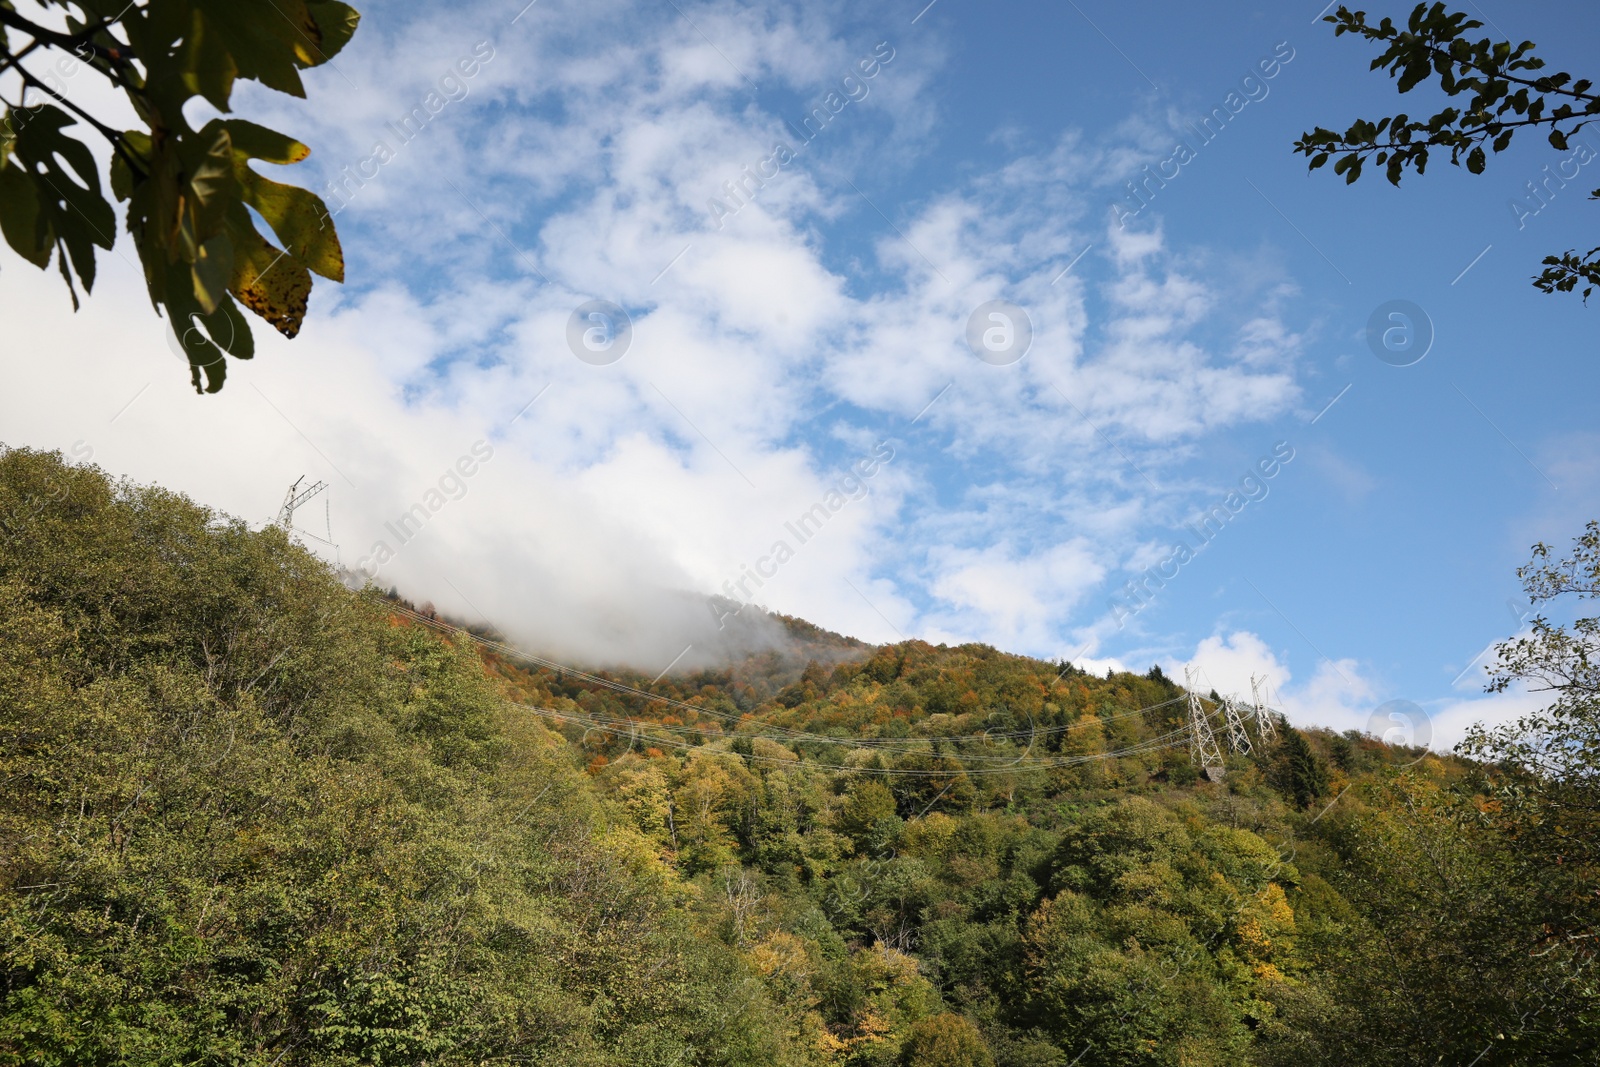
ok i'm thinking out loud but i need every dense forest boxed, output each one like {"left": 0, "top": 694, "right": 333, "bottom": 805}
{"left": 2, "top": 446, "right": 1596, "bottom": 1066}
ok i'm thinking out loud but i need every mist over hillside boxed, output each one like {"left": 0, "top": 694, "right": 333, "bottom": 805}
{"left": 367, "top": 579, "right": 872, "bottom": 685}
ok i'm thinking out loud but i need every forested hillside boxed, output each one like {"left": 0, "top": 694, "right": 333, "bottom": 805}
{"left": 2, "top": 447, "right": 1595, "bottom": 1066}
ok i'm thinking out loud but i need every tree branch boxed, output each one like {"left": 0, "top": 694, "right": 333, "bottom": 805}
{"left": 4, "top": 52, "right": 147, "bottom": 179}
{"left": 7, "top": 58, "right": 121, "bottom": 145}
{"left": 0, "top": 7, "right": 136, "bottom": 85}
{"left": 0, "top": 6, "right": 124, "bottom": 62}
{"left": 0, "top": 36, "right": 43, "bottom": 77}
{"left": 1409, "top": 41, "right": 1600, "bottom": 107}
{"left": 1319, "top": 114, "right": 1595, "bottom": 155}
{"left": 1329, "top": 9, "right": 1600, "bottom": 107}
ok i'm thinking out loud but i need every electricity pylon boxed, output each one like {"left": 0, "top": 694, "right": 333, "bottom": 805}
{"left": 277, "top": 476, "right": 328, "bottom": 530}
{"left": 1250, "top": 674, "right": 1279, "bottom": 743}
{"left": 1185, "top": 667, "right": 1225, "bottom": 780}
{"left": 1221, "top": 696, "right": 1253, "bottom": 755}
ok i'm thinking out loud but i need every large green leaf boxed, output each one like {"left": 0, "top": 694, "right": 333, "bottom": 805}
{"left": 226, "top": 202, "right": 313, "bottom": 339}
{"left": 5, "top": 105, "right": 116, "bottom": 307}
{"left": 193, "top": 0, "right": 310, "bottom": 98}
{"left": 191, "top": 232, "right": 234, "bottom": 314}
{"left": 180, "top": 7, "right": 240, "bottom": 113}
{"left": 237, "top": 167, "right": 344, "bottom": 282}
{"left": 0, "top": 159, "right": 49, "bottom": 268}
{"left": 165, "top": 257, "right": 256, "bottom": 393}
{"left": 307, "top": 1, "right": 362, "bottom": 62}
{"left": 0, "top": 114, "right": 50, "bottom": 268}
{"left": 177, "top": 124, "right": 237, "bottom": 267}
{"left": 218, "top": 119, "right": 310, "bottom": 165}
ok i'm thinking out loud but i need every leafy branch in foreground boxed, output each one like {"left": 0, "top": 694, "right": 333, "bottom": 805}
{"left": 0, "top": 0, "right": 359, "bottom": 392}
{"left": 1470, "top": 520, "right": 1600, "bottom": 781}
{"left": 1462, "top": 521, "right": 1600, "bottom": 979}
{"left": 1295, "top": 3, "right": 1600, "bottom": 301}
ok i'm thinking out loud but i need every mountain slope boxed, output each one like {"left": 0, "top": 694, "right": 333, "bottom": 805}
{"left": 0, "top": 447, "right": 793, "bottom": 1065}
{"left": 1, "top": 447, "right": 1594, "bottom": 1066}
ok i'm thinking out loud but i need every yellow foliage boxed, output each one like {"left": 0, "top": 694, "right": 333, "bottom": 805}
{"left": 900, "top": 812, "right": 958, "bottom": 857}
{"left": 1236, "top": 917, "right": 1270, "bottom": 952}
{"left": 1260, "top": 882, "right": 1295, "bottom": 929}
{"left": 814, "top": 1007, "right": 896, "bottom": 1063}
{"left": 751, "top": 736, "right": 800, "bottom": 763}
{"left": 814, "top": 1022, "right": 853, "bottom": 1058}
{"left": 1235, "top": 883, "right": 1296, "bottom": 966}
{"left": 599, "top": 757, "right": 673, "bottom": 841}
{"left": 856, "top": 942, "right": 923, "bottom": 989}
{"left": 594, "top": 825, "right": 682, "bottom": 898}
{"left": 750, "top": 931, "right": 813, "bottom": 980}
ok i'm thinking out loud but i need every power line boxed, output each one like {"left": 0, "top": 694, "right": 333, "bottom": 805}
{"left": 386, "top": 602, "right": 1207, "bottom": 774}
{"left": 389, "top": 601, "right": 1187, "bottom": 753}
{"left": 512, "top": 700, "right": 1203, "bottom": 776}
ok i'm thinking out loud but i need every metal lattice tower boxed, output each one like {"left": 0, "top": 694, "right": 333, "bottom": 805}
{"left": 1250, "top": 674, "right": 1279, "bottom": 743}
{"left": 1221, "top": 696, "right": 1253, "bottom": 755}
{"left": 277, "top": 476, "right": 328, "bottom": 530}
{"left": 1185, "top": 668, "right": 1225, "bottom": 779}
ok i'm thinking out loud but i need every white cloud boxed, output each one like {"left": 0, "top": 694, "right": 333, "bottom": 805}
{"left": 1073, "top": 656, "right": 1131, "bottom": 677}
{"left": 1287, "top": 658, "right": 1382, "bottom": 736}
{"left": 1426, "top": 684, "right": 1549, "bottom": 751}
{"left": 1, "top": 0, "right": 1314, "bottom": 674}
{"left": 923, "top": 539, "right": 1106, "bottom": 651}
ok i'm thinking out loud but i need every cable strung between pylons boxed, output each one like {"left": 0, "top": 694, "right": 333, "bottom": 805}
{"left": 389, "top": 602, "right": 1199, "bottom": 761}
{"left": 512, "top": 701, "right": 1207, "bottom": 776}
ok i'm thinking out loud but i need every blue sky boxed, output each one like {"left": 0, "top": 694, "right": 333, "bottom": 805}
{"left": 4, "top": 0, "right": 1598, "bottom": 747}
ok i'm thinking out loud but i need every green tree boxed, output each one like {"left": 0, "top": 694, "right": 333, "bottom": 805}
{"left": 891, "top": 752, "right": 976, "bottom": 817}
{"left": 1472, "top": 519, "right": 1600, "bottom": 789}
{"left": 1277, "top": 727, "right": 1328, "bottom": 809}
{"left": 0, "top": 0, "right": 358, "bottom": 392}
{"left": 837, "top": 779, "right": 902, "bottom": 855}
{"left": 899, "top": 1013, "right": 995, "bottom": 1067}
{"left": 1458, "top": 521, "right": 1600, "bottom": 1054}
{"left": 1295, "top": 4, "right": 1600, "bottom": 299}
{"left": 1263, "top": 774, "right": 1576, "bottom": 1067}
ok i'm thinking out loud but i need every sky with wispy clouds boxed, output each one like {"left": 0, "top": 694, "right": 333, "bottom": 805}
{"left": 4, "top": 0, "right": 1598, "bottom": 748}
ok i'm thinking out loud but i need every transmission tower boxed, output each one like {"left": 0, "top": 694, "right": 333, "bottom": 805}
{"left": 1221, "top": 696, "right": 1253, "bottom": 755}
{"left": 1185, "top": 667, "right": 1225, "bottom": 780}
{"left": 277, "top": 476, "right": 328, "bottom": 530}
{"left": 1249, "top": 674, "right": 1279, "bottom": 743}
